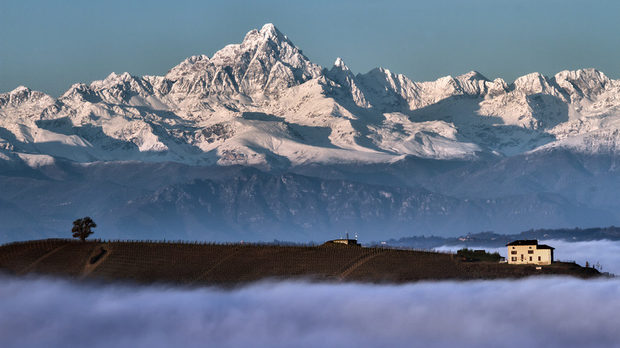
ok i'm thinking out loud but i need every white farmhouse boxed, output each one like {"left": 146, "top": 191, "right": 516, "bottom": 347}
{"left": 506, "top": 240, "right": 554, "bottom": 265}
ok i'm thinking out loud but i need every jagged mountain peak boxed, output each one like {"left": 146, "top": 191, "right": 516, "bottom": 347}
{"left": 87, "top": 72, "right": 154, "bottom": 101}
{"left": 326, "top": 57, "right": 371, "bottom": 108}
{"left": 0, "top": 86, "right": 31, "bottom": 106}
{"left": 359, "top": 67, "right": 409, "bottom": 88}
{"left": 161, "top": 23, "right": 321, "bottom": 97}
{"left": 0, "top": 86, "right": 54, "bottom": 109}
{"left": 457, "top": 71, "right": 489, "bottom": 82}
{"left": 513, "top": 71, "right": 546, "bottom": 83}
{"left": 553, "top": 68, "right": 612, "bottom": 100}
{"left": 333, "top": 57, "right": 350, "bottom": 71}
{"left": 512, "top": 72, "right": 560, "bottom": 95}
{"left": 165, "top": 54, "right": 210, "bottom": 80}
{"left": 92, "top": 72, "right": 134, "bottom": 87}
{"left": 371, "top": 66, "right": 393, "bottom": 76}
{"left": 554, "top": 68, "right": 608, "bottom": 81}
{"left": 259, "top": 23, "right": 285, "bottom": 41}
{"left": 213, "top": 23, "right": 294, "bottom": 63}
{"left": 328, "top": 57, "right": 354, "bottom": 82}
{"left": 9, "top": 86, "right": 31, "bottom": 94}
{"left": 241, "top": 23, "right": 283, "bottom": 41}
{"left": 60, "top": 83, "right": 92, "bottom": 99}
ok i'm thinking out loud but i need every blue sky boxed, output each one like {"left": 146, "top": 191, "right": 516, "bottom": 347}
{"left": 2, "top": 0, "right": 620, "bottom": 96}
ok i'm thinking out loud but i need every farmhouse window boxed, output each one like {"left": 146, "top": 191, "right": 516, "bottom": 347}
{"left": 511, "top": 250, "right": 517, "bottom": 254}
{"left": 528, "top": 250, "right": 534, "bottom": 254}
{"left": 529, "top": 256, "right": 532, "bottom": 261}
{"left": 538, "top": 256, "right": 541, "bottom": 261}
{"left": 511, "top": 257, "right": 517, "bottom": 261}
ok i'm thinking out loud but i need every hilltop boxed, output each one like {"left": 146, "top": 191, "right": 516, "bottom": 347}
{"left": 0, "top": 239, "right": 599, "bottom": 286}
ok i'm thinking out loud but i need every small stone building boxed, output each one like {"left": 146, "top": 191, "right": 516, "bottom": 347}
{"left": 324, "top": 239, "right": 360, "bottom": 246}
{"left": 506, "top": 240, "right": 554, "bottom": 265}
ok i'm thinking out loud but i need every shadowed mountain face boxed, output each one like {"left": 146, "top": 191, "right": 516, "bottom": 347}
{"left": 2, "top": 24, "right": 620, "bottom": 242}
{"left": 0, "top": 152, "right": 618, "bottom": 243}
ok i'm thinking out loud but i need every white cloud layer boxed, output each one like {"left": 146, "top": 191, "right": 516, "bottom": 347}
{"left": 435, "top": 239, "right": 620, "bottom": 274}
{"left": 1, "top": 276, "right": 620, "bottom": 348}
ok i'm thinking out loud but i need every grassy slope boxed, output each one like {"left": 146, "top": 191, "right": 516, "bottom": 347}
{"left": 0, "top": 239, "right": 600, "bottom": 285}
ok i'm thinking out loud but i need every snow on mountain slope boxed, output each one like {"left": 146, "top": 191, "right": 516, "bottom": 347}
{"left": 3, "top": 24, "right": 620, "bottom": 168}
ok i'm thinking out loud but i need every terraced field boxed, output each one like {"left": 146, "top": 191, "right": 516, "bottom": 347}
{"left": 0, "top": 239, "right": 600, "bottom": 285}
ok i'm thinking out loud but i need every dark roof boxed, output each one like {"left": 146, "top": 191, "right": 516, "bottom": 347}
{"left": 325, "top": 239, "right": 359, "bottom": 244}
{"left": 537, "top": 244, "right": 555, "bottom": 250}
{"left": 506, "top": 240, "right": 538, "bottom": 246}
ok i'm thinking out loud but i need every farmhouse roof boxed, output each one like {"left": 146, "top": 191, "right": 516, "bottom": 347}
{"left": 506, "top": 240, "right": 555, "bottom": 250}
{"left": 506, "top": 240, "right": 538, "bottom": 246}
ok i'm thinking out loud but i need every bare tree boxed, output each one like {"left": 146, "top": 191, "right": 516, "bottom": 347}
{"left": 72, "top": 217, "right": 97, "bottom": 241}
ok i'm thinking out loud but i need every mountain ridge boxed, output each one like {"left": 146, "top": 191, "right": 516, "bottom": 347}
{"left": 3, "top": 24, "right": 620, "bottom": 169}
{"left": 3, "top": 24, "right": 620, "bottom": 242}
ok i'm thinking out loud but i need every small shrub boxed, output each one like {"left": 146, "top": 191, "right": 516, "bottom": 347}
{"left": 456, "top": 248, "right": 502, "bottom": 262}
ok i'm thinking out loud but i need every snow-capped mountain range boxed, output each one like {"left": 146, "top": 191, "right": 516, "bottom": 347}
{"left": 3, "top": 23, "right": 620, "bottom": 169}
{"left": 3, "top": 23, "right": 620, "bottom": 243}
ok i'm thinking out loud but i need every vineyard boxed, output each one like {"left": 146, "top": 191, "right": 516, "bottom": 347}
{"left": 0, "top": 239, "right": 600, "bottom": 285}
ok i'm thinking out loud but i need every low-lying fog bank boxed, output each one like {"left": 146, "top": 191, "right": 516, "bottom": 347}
{"left": 436, "top": 239, "right": 620, "bottom": 274}
{"left": 1, "top": 276, "right": 619, "bottom": 348}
